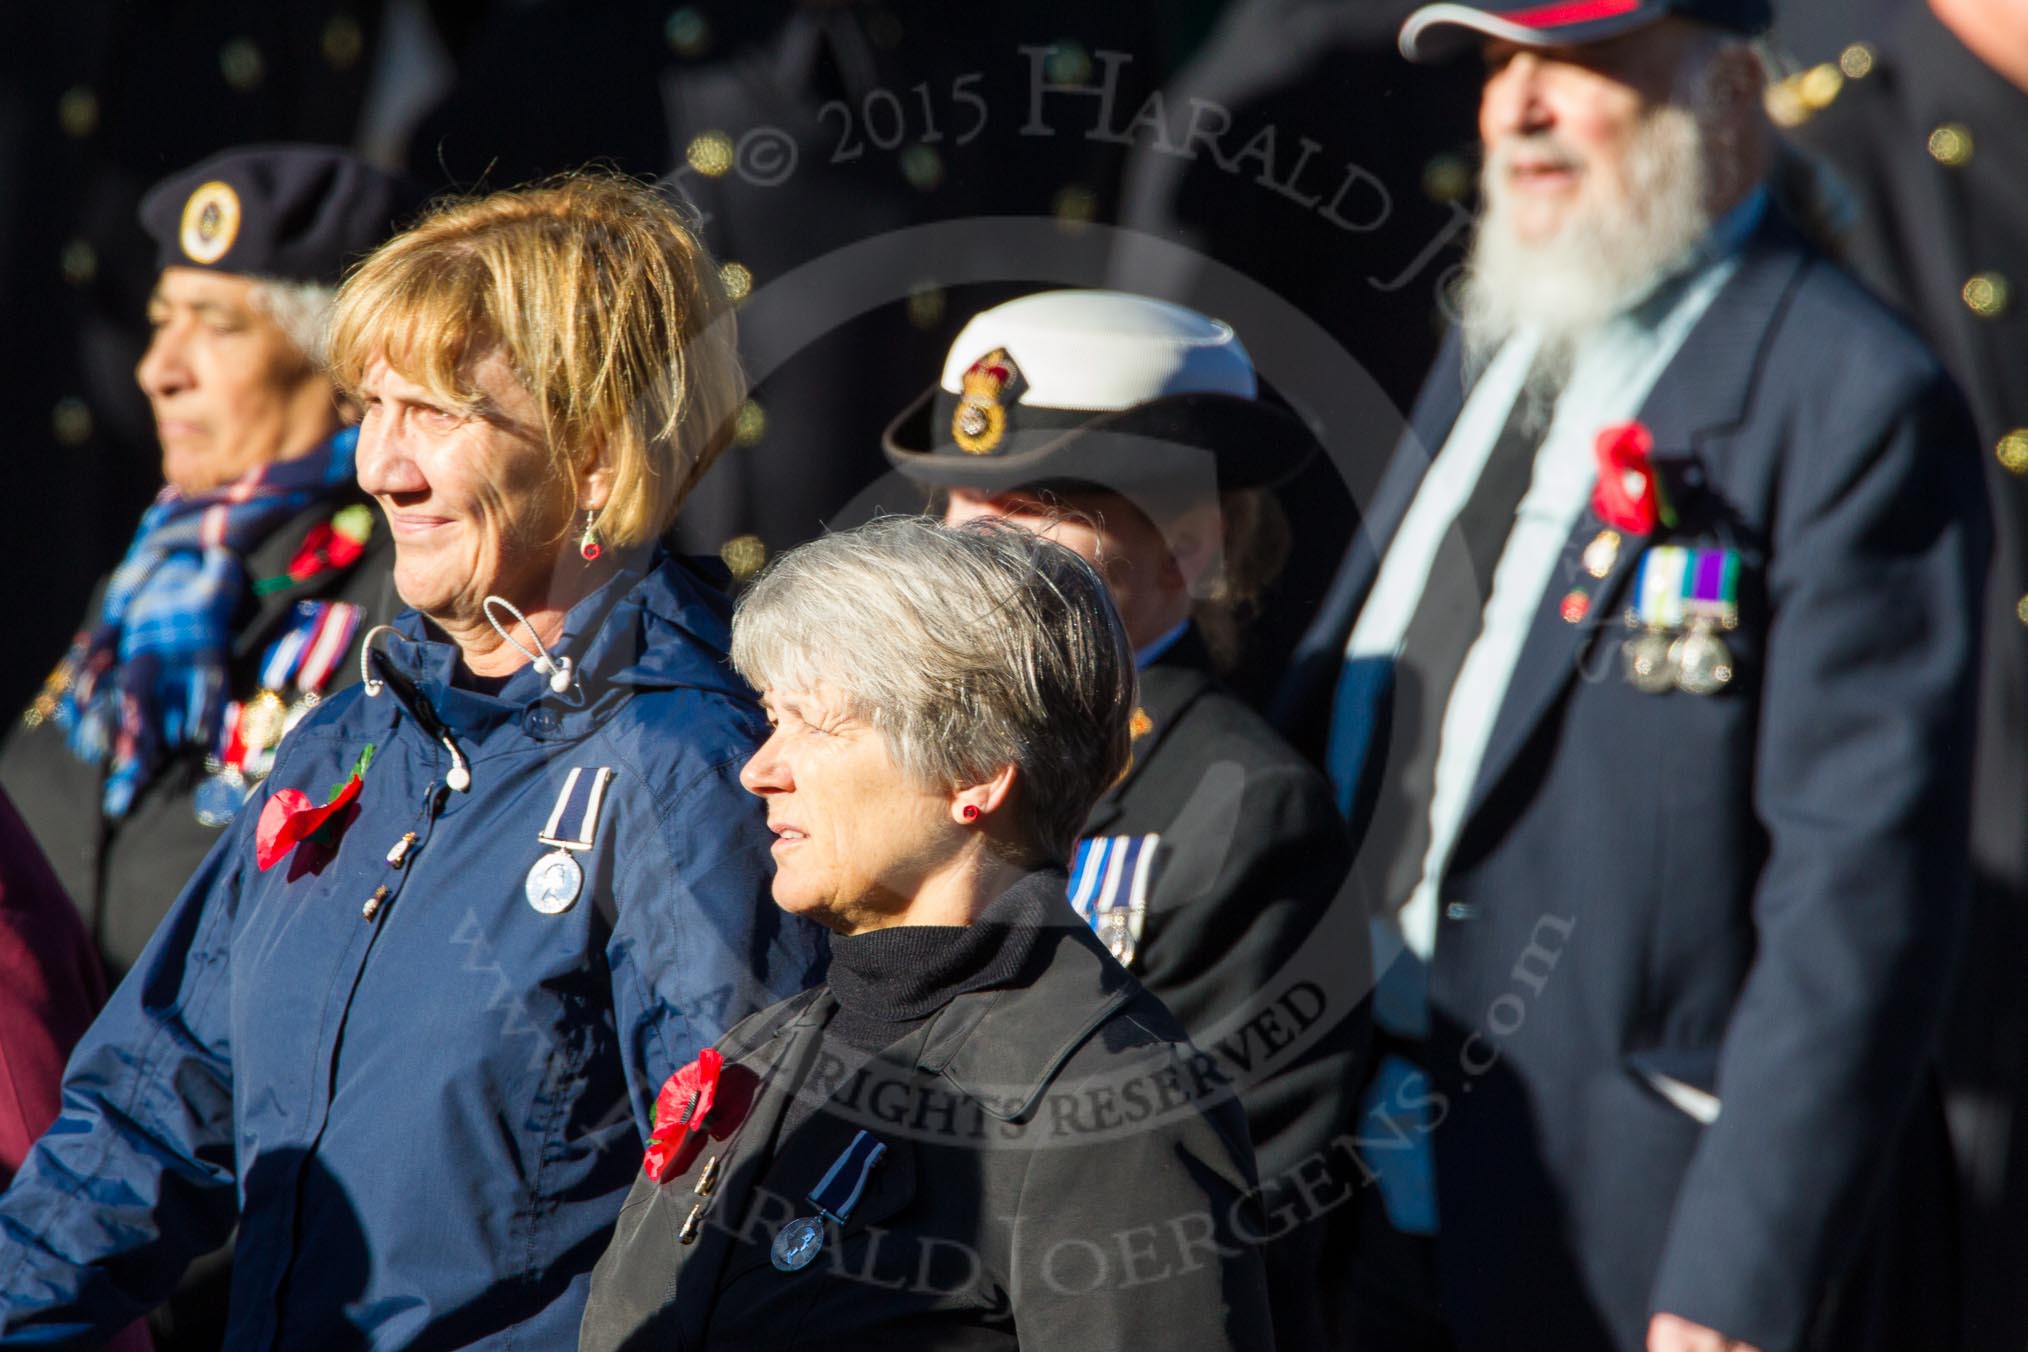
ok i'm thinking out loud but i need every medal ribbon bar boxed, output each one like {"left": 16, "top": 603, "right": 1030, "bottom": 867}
{"left": 538, "top": 765, "right": 614, "bottom": 851}
{"left": 808, "top": 1130, "right": 888, "bottom": 1225}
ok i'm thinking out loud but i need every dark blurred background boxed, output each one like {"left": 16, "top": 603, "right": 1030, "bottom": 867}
{"left": 0, "top": 0, "right": 1894, "bottom": 716}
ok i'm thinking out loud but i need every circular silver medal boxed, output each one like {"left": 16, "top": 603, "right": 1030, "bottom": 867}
{"left": 1621, "top": 628, "right": 1679, "bottom": 695}
{"left": 1097, "top": 910, "right": 1138, "bottom": 969}
{"left": 771, "top": 1215, "right": 825, "bottom": 1271}
{"left": 524, "top": 849, "right": 584, "bottom": 915}
{"left": 1670, "top": 627, "right": 1735, "bottom": 697}
{"left": 194, "top": 768, "right": 247, "bottom": 828}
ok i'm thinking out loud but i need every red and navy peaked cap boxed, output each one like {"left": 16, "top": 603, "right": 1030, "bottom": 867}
{"left": 1399, "top": 0, "right": 1772, "bottom": 62}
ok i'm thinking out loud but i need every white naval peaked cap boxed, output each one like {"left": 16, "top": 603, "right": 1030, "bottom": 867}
{"left": 883, "top": 287, "right": 1315, "bottom": 495}
{"left": 935, "top": 290, "right": 1259, "bottom": 410}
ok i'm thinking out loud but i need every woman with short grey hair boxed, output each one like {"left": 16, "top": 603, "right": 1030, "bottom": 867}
{"left": 729, "top": 513, "right": 1135, "bottom": 868}
{"left": 583, "top": 515, "right": 1274, "bottom": 1351}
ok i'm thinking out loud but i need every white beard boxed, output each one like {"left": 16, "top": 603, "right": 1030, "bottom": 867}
{"left": 1460, "top": 100, "right": 1714, "bottom": 389}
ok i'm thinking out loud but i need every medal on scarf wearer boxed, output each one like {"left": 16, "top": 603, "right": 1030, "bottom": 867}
{"left": 196, "top": 599, "right": 364, "bottom": 826}
{"left": 525, "top": 766, "right": 614, "bottom": 915}
{"left": 1620, "top": 546, "right": 1741, "bottom": 696}
{"left": 771, "top": 1129, "right": 889, "bottom": 1272}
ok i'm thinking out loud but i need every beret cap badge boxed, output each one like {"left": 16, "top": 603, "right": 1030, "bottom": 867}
{"left": 951, "top": 348, "right": 1022, "bottom": 455}
{"left": 177, "top": 180, "right": 242, "bottom": 265}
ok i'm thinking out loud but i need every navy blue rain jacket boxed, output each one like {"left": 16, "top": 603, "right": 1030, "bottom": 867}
{"left": 0, "top": 550, "right": 828, "bottom": 1348}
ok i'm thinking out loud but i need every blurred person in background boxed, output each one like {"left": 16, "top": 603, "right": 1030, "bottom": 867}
{"left": 0, "top": 785, "right": 146, "bottom": 1351}
{"left": 583, "top": 515, "right": 1271, "bottom": 1351}
{"left": 1781, "top": 2, "right": 2028, "bottom": 1341}
{"left": 885, "top": 288, "right": 1366, "bottom": 1349}
{"left": 0, "top": 147, "right": 414, "bottom": 1347}
{"left": 1279, "top": 1, "right": 1988, "bottom": 1348}
{"left": 1, "top": 145, "right": 414, "bottom": 986}
{"left": 0, "top": 172, "right": 825, "bottom": 1349}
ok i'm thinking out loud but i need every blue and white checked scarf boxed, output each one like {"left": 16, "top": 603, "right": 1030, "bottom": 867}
{"left": 55, "top": 428, "right": 360, "bottom": 817}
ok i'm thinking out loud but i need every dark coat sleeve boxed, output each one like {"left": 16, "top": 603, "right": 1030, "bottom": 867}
{"left": 1647, "top": 348, "right": 1990, "bottom": 1347}
{"left": 1007, "top": 1041, "right": 1277, "bottom": 1352}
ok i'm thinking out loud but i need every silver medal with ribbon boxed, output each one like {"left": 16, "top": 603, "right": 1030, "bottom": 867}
{"left": 1621, "top": 546, "right": 1743, "bottom": 697}
{"left": 771, "top": 1129, "right": 888, "bottom": 1272}
{"left": 525, "top": 765, "right": 613, "bottom": 915}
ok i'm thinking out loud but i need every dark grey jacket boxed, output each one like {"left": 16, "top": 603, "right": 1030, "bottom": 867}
{"left": 581, "top": 878, "right": 1275, "bottom": 1352}
{"left": 1079, "top": 629, "right": 1365, "bottom": 1348}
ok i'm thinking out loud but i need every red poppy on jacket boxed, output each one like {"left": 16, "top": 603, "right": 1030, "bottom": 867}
{"left": 1591, "top": 420, "right": 1673, "bottom": 535}
{"left": 645, "top": 1048, "right": 724, "bottom": 1182}
{"left": 255, "top": 774, "right": 364, "bottom": 872}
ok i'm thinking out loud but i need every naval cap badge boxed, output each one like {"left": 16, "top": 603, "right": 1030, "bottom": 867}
{"left": 178, "top": 180, "right": 242, "bottom": 265}
{"left": 951, "top": 348, "right": 1022, "bottom": 455}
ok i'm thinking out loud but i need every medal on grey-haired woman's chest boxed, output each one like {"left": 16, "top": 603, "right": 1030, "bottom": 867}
{"left": 524, "top": 765, "right": 613, "bottom": 915}
{"left": 771, "top": 1129, "right": 888, "bottom": 1272}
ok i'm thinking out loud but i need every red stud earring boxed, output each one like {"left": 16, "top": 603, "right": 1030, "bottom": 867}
{"left": 962, "top": 805, "right": 980, "bottom": 821}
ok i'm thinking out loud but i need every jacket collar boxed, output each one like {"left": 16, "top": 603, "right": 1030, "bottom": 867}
{"left": 725, "top": 873, "right": 1137, "bottom": 1125}
{"left": 912, "top": 881, "right": 1137, "bottom": 1122}
{"left": 363, "top": 548, "right": 751, "bottom": 754}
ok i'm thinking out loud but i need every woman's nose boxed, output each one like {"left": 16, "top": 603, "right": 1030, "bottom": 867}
{"left": 353, "top": 409, "right": 426, "bottom": 497}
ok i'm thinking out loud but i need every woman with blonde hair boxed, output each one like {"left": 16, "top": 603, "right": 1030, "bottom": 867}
{"left": 0, "top": 173, "right": 825, "bottom": 1348}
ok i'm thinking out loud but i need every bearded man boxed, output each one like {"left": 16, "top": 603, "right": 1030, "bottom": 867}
{"left": 1274, "top": 3, "right": 1989, "bottom": 1350}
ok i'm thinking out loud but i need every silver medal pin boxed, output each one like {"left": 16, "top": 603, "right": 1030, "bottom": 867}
{"left": 194, "top": 764, "right": 248, "bottom": 828}
{"left": 771, "top": 1130, "right": 887, "bottom": 1273}
{"left": 1622, "top": 628, "right": 1678, "bottom": 694}
{"left": 524, "top": 766, "right": 613, "bottom": 915}
{"left": 770, "top": 1216, "right": 826, "bottom": 1271}
{"left": 1670, "top": 625, "right": 1735, "bottom": 696}
{"left": 525, "top": 851, "right": 585, "bottom": 915}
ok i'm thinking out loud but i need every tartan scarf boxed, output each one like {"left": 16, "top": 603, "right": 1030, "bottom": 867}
{"left": 55, "top": 427, "right": 360, "bottom": 818}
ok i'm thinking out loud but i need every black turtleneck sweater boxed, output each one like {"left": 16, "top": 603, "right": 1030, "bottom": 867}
{"left": 783, "top": 869, "right": 1065, "bottom": 1136}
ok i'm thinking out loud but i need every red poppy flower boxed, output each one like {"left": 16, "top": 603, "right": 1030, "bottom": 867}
{"left": 1590, "top": 420, "right": 1674, "bottom": 536}
{"left": 644, "top": 1048, "right": 725, "bottom": 1182}
{"left": 255, "top": 774, "right": 363, "bottom": 871}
